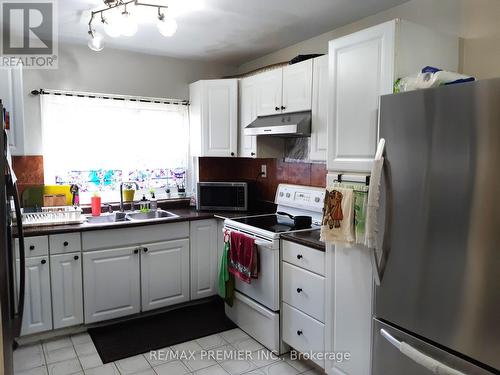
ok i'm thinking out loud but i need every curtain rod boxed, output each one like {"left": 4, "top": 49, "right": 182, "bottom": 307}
{"left": 30, "top": 88, "right": 189, "bottom": 106}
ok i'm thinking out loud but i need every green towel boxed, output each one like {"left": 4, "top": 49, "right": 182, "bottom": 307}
{"left": 218, "top": 238, "right": 234, "bottom": 306}
{"left": 354, "top": 189, "right": 368, "bottom": 244}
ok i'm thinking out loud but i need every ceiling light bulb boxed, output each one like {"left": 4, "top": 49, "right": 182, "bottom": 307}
{"left": 102, "top": 14, "right": 121, "bottom": 38}
{"left": 157, "top": 15, "right": 177, "bottom": 37}
{"left": 88, "top": 31, "right": 104, "bottom": 51}
{"left": 121, "top": 10, "right": 138, "bottom": 37}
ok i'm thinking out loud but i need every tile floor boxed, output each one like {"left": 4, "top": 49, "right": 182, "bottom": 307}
{"left": 13, "top": 329, "right": 325, "bottom": 375}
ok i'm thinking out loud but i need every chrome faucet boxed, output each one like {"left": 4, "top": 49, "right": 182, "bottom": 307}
{"left": 120, "top": 181, "right": 139, "bottom": 212}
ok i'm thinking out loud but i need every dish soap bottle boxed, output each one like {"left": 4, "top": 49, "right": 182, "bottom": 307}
{"left": 139, "top": 194, "right": 150, "bottom": 212}
{"left": 150, "top": 191, "right": 157, "bottom": 211}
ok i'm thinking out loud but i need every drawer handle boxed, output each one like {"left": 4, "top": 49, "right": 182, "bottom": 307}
{"left": 134, "top": 249, "right": 139, "bottom": 254}
{"left": 297, "top": 330, "right": 303, "bottom": 336}
{"left": 41, "top": 259, "right": 46, "bottom": 265}
{"left": 143, "top": 247, "right": 149, "bottom": 253}
{"left": 29, "top": 245, "right": 35, "bottom": 251}
{"left": 296, "top": 254, "right": 303, "bottom": 260}
{"left": 296, "top": 288, "right": 303, "bottom": 294}
{"left": 63, "top": 241, "right": 69, "bottom": 246}
{"left": 74, "top": 255, "right": 79, "bottom": 261}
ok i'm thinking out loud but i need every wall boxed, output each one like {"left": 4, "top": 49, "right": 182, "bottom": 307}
{"left": 22, "top": 43, "right": 236, "bottom": 155}
{"left": 237, "top": 0, "right": 500, "bottom": 80}
{"left": 198, "top": 158, "right": 327, "bottom": 202}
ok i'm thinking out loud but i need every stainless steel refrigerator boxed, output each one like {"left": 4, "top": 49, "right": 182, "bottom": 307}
{"left": 373, "top": 79, "right": 500, "bottom": 374}
{"left": 1, "top": 102, "right": 25, "bottom": 375}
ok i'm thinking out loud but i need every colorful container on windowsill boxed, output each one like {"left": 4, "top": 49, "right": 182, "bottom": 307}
{"left": 91, "top": 195, "right": 101, "bottom": 216}
{"left": 123, "top": 189, "right": 135, "bottom": 202}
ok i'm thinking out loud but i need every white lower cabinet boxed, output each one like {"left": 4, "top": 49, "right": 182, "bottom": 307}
{"left": 141, "top": 239, "right": 190, "bottom": 311}
{"left": 281, "top": 240, "right": 326, "bottom": 369}
{"left": 282, "top": 303, "right": 325, "bottom": 367}
{"left": 190, "top": 219, "right": 218, "bottom": 300}
{"left": 50, "top": 253, "right": 83, "bottom": 329}
{"left": 17, "top": 256, "right": 53, "bottom": 336}
{"left": 83, "top": 246, "right": 141, "bottom": 324}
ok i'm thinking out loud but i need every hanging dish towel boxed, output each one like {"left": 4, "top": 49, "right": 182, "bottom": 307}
{"left": 320, "top": 186, "right": 355, "bottom": 245}
{"left": 365, "top": 139, "right": 385, "bottom": 249}
{"left": 218, "top": 230, "right": 234, "bottom": 306}
{"left": 354, "top": 188, "right": 369, "bottom": 245}
{"left": 229, "top": 231, "right": 258, "bottom": 283}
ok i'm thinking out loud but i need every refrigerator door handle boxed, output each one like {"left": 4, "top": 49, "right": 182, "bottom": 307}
{"left": 6, "top": 168, "right": 25, "bottom": 337}
{"left": 380, "top": 329, "right": 467, "bottom": 375}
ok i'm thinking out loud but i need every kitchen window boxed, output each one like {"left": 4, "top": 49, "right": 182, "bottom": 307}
{"left": 41, "top": 93, "right": 189, "bottom": 203}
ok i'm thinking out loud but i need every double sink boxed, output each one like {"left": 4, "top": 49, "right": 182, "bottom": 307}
{"left": 85, "top": 209, "right": 179, "bottom": 225}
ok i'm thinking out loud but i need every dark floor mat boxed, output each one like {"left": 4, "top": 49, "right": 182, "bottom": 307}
{"left": 88, "top": 297, "right": 237, "bottom": 363}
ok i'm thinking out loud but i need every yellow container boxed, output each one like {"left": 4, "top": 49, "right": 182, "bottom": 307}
{"left": 123, "top": 189, "right": 135, "bottom": 202}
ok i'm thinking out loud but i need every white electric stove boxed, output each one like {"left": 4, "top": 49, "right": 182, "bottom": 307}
{"left": 223, "top": 184, "right": 325, "bottom": 354}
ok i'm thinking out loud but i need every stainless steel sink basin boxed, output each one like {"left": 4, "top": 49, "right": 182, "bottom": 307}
{"left": 126, "top": 210, "right": 178, "bottom": 221}
{"left": 85, "top": 212, "right": 128, "bottom": 224}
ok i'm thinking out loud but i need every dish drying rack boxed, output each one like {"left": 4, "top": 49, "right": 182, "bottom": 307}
{"left": 18, "top": 206, "right": 85, "bottom": 227}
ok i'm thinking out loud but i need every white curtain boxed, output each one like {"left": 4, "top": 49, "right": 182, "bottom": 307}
{"left": 41, "top": 94, "right": 189, "bottom": 203}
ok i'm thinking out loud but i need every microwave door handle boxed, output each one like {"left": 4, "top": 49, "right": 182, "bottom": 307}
{"left": 380, "top": 329, "right": 467, "bottom": 375}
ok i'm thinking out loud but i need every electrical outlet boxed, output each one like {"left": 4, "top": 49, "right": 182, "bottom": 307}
{"left": 261, "top": 164, "right": 267, "bottom": 178}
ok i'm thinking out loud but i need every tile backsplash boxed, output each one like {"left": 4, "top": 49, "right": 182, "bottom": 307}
{"left": 198, "top": 157, "right": 327, "bottom": 202}
{"left": 12, "top": 155, "right": 44, "bottom": 197}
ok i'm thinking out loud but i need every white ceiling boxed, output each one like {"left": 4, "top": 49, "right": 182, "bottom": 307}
{"left": 59, "top": 0, "right": 410, "bottom": 65}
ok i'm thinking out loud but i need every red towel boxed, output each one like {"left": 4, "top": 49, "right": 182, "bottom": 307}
{"left": 228, "top": 231, "right": 258, "bottom": 283}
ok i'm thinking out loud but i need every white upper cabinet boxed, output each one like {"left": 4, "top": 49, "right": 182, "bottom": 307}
{"left": 189, "top": 79, "right": 238, "bottom": 157}
{"left": 239, "top": 76, "right": 258, "bottom": 158}
{"left": 141, "top": 239, "right": 190, "bottom": 311}
{"left": 282, "top": 59, "right": 313, "bottom": 113}
{"left": 310, "top": 55, "right": 328, "bottom": 161}
{"left": 0, "top": 65, "right": 25, "bottom": 155}
{"left": 327, "top": 19, "right": 458, "bottom": 173}
{"left": 190, "top": 219, "right": 218, "bottom": 300}
{"left": 255, "top": 60, "right": 313, "bottom": 117}
{"left": 255, "top": 69, "right": 283, "bottom": 116}
{"left": 239, "top": 75, "right": 284, "bottom": 159}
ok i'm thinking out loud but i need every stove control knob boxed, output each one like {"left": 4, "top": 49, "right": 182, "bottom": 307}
{"left": 315, "top": 197, "right": 321, "bottom": 203}
{"left": 279, "top": 192, "right": 284, "bottom": 197}
{"left": 286, "top": 193, "right": 291, "bottom": 198}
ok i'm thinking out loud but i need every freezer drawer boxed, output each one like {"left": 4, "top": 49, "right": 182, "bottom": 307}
{"left": 372, "top": 319, "right": 495, "bottom": 375}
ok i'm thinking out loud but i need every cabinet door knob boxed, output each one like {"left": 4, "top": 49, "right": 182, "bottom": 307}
{"left": 41, "top": 259, "right": 46, "bottom": 265}
{"left": 251, "top": 152, "right": 255, "bottom": 156}
{"left": 63, "top": 241, "right": 69, "bottom": 246}
{"left": 297, "top": 330, "right": 303, "bottom": 336}
{"left": 134, "top": 249, "right": 139, "bottom": 254}
{"left": 29, "top": 245, "right": 35, "bottom": 250}
{"left": 231, "top": 152, "right": 235, "bottom": 157}
{"left": 143, "top": 248, "right": 148, "bottom": 253}
{"left": 296, "top": 288, "right": 303, "bottom": 294}
{"left": 297, "top": 254, "right": 303, "bottom": 259}
{"left": 275, "top": 106, "right": 280, "bottom": 111}
{"left": 74, "top": 255, "right": 79, "bottom": 261}
{"left": 281, "top": 106, "right": 286, "bottom": 110}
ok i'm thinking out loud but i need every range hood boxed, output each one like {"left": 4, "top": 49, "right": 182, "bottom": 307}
{"left": 244, "top": 111, "right": 311, "bottom": 137}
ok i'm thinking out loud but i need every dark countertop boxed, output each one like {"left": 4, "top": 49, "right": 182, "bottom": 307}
{"left": 281, "top": 229, "right": 325, "bottom": 251}
{"left": 18, "top": 207, "right": 273, "bottom": 237}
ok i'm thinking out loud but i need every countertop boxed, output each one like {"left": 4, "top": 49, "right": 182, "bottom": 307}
{"left": 280, "top": 229, "right": 325, "bottom": 251}
{"left": 18, "top": 207, "right": 273, "bottom": 237}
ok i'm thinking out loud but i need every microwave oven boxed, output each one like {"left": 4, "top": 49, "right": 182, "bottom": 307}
{"left": 197, "top": 182, "right": 248, "bottom": 211}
